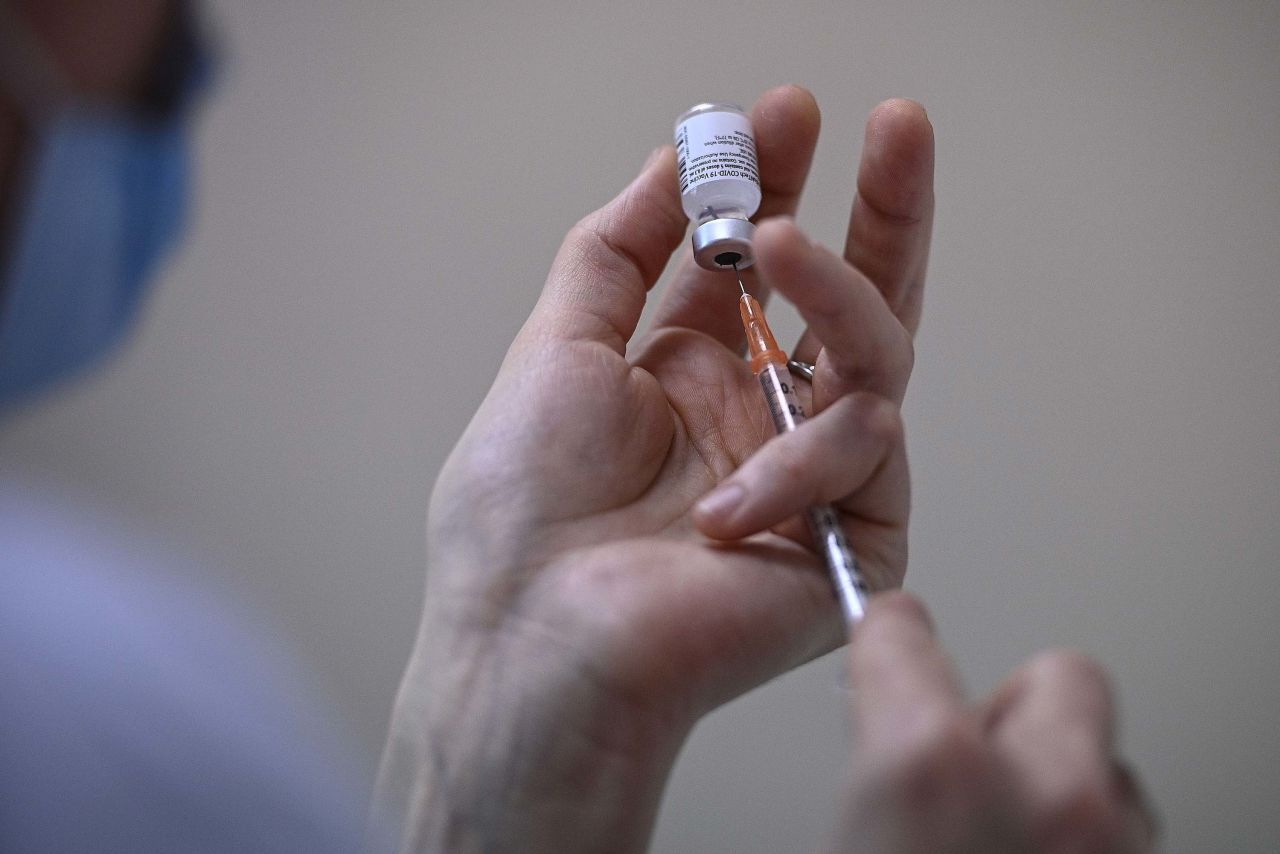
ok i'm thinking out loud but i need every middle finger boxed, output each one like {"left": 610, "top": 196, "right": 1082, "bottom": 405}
{"left": 753, "top": 218, "right": 915, "bottom": 407}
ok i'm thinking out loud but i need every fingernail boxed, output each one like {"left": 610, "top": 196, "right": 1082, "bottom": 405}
{"left": 696, "top": 482, "right": 746, "bottom": 522}
{"left": 643, "top": 146, "right": 665, "bottom": 169}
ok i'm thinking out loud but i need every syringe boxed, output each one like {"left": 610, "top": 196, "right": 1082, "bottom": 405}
{"left": 733, "top": 265, "right": 869, "bottom": 627}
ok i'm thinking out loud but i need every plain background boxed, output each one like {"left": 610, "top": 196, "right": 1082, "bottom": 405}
{"left": 1, "top": 1, "right": 1277, "bottom": 850}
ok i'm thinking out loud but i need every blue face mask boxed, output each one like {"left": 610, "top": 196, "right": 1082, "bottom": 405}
{"left": 0, "top": 9, "right": 206, "bottom": 409}
{"left": 0, "top": 109, "right": 191, "bottom": 406}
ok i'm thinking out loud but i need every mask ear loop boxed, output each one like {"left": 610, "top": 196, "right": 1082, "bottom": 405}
{"left": 0, "top": 3, "right": 76, "bottom": 123}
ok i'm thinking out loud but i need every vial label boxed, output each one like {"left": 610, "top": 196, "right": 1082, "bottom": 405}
{"left": 675, "top": 110, "right": 760, "bottom": 196}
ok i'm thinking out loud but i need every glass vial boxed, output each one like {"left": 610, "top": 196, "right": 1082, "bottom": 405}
{"left": 674, "top": 102, "right": 761, "bottom": 270}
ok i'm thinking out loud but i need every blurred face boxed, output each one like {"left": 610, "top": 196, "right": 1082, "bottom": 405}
{"left": 0, "top": 110, "right": 16, "bottom": 241}
{"left": 0, "top": 0, "right": 171, "bottom": 220}
{"left": 0, "top": 0, "right": 198, "bottom": 407}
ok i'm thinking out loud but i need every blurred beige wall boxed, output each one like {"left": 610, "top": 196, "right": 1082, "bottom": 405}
{"left": 2, "top": 1, "right": 1277, "bottom": 850}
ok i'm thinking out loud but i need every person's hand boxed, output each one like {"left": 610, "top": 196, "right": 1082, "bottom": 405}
{"left": 834, "top": 593, "right": 1158, "bottom": 853}
{"left": 373, "top": 87, "right": 934, "bottom": 852}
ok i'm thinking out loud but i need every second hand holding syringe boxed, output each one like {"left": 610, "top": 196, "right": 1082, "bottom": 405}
{"left": 732, "top": 265, "right": 870, "bottom": 626}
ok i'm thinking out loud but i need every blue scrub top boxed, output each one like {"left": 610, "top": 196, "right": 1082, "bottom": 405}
{"left": 0, "top": 479, "right": 373, "bottom": 853}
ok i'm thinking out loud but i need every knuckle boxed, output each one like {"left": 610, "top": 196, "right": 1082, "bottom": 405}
{"left": 868, "top": 590, "right": 932, "bottom": 629}
{"left": 848, "top": 393, "right": 904, "bottom": 446}
{"left": 886, "top": 716, "right": 996, "bottom": 812}
{"left": 769, "top": 442, "right": 813, "bottom": 494}
{"left": 566, "top": 219, "right": 640, "bottom": 285}
{"left": 1038, "top": 779, "right": 1129, "bottom": 851}
{"left": 565, "top": 219, "right": 600, "bottom": 258}
{"left": 896, "top": 332, "right": 916, "bottom": 381}
{"left": 1030, "top": 649, "right": 1114, "bottom": 700}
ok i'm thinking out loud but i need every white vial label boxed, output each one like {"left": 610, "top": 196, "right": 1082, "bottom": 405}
{"left": 675, "top": 109, "right": 761, "bottom": 221}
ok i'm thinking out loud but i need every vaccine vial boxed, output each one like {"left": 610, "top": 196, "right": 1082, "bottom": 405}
{"left": 674, "top": 102, "right": 762, "bottom": 270}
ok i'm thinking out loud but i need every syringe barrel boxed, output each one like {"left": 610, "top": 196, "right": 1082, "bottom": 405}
{"left": 805, "top": 504, "right": 869, "bottom": 624}
{"left": 752, "top": 336, "right": 871, "bottom": 626}
{"left": 734, "top": 287, "right": 870, "bottom": 625}
{"left": 758, "top": 359, "right": 870, "bottom": 625}
{"left": 757, "top": 361, "right": 806, "bottom": 434}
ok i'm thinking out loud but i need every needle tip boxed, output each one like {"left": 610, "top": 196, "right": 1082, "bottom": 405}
{"left": 732, "top": 261, "right": 746, "bottom": 295}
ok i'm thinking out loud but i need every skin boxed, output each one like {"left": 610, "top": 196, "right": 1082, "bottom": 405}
{"left": 837, "top": 593, "right": 1156, "bottom": 853}
{"left": 376, "top": 87, "right": 926, "bottom": 850}
{"left": 375, "top": 86, "right": 1156, "bottom": 853}
{"left": 0, "top": 5, "right": 1154, "bottom": 850}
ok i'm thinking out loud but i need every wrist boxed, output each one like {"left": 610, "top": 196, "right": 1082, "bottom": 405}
{"left": 373, "top": 595, "right": 692, "bottom": 853}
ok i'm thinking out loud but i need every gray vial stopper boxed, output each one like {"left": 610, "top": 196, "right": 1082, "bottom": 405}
{"left": 691, "top": 218, "right": 755, "bottom": 271}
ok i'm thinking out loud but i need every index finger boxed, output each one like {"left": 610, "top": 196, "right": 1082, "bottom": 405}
{"left": 849, "top": 592, "right": 964, "bottom": 749}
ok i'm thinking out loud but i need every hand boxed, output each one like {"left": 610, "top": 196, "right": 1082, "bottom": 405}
{"left": 373, "top": 87, "right": 934, "bottom": 852}
{"left": 834, "top": 593, "right": 1158, "bottom": 853}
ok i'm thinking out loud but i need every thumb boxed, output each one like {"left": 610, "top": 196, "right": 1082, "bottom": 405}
{"left": 525, "top": 147, "right": 687, "bottom": 353}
